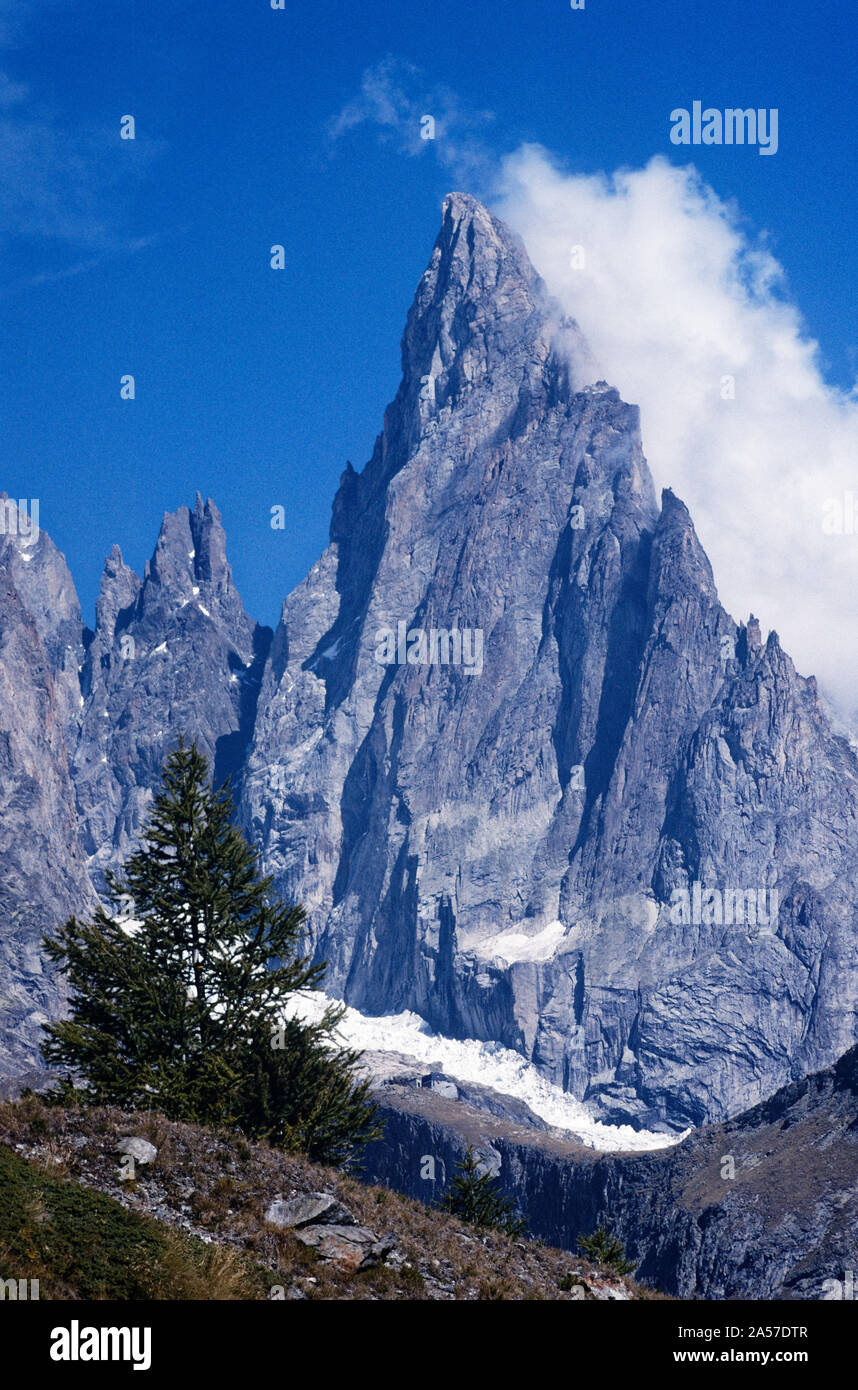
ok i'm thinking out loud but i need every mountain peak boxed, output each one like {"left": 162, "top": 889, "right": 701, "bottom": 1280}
{"left": 189, "top": 496, "right": 228, "bottom": 588}
{"left": 94, "top": 543, "right": 140, "bottom": 642}
{"left": 651, "top": 486, "right": 717, "bottom": 598}
{"left": 146, "top": 497, "right": 230, "bottom": 596}
{"left": 439, "top": 190, "right": 510, "bottom": 248}
{"left": 399, "top": 191, "right": 574, "bottom": 413}
{"left": 440, "top": 189, "right": 483, "bottom": 217}
{"left": 432, "top": 188, "right": 540, "bottom": 311}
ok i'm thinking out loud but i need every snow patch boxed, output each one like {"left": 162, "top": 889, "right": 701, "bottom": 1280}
{"left": 313, "top": 637, "right": 343, "bottom": 664}
{"left": 117, "top": 917, "right": 143, "bottom": 937}
{"left": 284, "top": 992, "right": 685, "bottom": 1153}
{"left": 462, "top": 919, "right": 570, "bottom": 965}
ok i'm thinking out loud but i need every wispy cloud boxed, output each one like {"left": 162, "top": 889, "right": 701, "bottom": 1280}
{"left": 0, "top": 0, "right": 72, "bottom": 50}
{"left": 0, "top": 2, "right": 163, "bottom": 284}
{"left": 328, "top": 56, "right": 496, "bottom": 185}
{"left": 0, "top": 94, "right": 165, "bottom": 287}
{"left": 0, "top": 69, "right": 27, "bottom": 106}
{"left": 0, "top": 231, "right": 172, "bottom": 297}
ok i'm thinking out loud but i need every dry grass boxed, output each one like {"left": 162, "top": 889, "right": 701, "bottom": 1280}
{"left": 0, "top": 1094, "right": 665, "bottom": 1301}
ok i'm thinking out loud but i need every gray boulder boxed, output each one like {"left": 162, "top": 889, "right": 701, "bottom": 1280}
{"left": 116, "top": 1136, "right": 157, "bottom": 1165}
{"left": 264, "top": 1192, "right": 354, "bottom": 1229}
{"left": 294, "top": 1223, "right": 395, "bottom": 1273}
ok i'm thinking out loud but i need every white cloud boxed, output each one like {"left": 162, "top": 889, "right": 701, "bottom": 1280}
{"left": 489, "top": 147, "right": 858, "bottom": 718}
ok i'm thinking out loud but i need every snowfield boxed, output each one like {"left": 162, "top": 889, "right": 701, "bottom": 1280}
{"left": 458, "top": 919, "right": 570, "bottom": 964}
{"left": 284, "top": 991, "right": 687, "bottom": 1154}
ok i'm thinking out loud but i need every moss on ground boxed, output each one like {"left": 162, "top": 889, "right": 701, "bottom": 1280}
{"left": 0, "top": 1144, "right": 273, "bottom": 1300}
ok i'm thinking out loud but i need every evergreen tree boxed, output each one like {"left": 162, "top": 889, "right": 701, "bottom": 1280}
{"left": 577, "top": 1225, "right": 635, "bottom": 1274}
{"left": 439, "top": 1146, "right": 526, "bottom": 1237}
{"left": 42, "top": 739, "right": 381, "bottom": 1165}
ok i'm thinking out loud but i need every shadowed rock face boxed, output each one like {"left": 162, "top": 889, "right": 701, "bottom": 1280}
{"left": 361, "top": 1044, "right": 858, "bottom": 1300}
{"left": 241, "top": 193, "right": 858, "bottom": 1131}
{"left": 0, "top": 499, "right": 86, "bottom": 742}
{"left": 0, "top": 529, "right": 97, "bottom": 1081}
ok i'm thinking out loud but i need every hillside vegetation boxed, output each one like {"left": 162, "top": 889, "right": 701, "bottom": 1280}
{"left": 0, "top": 1096, "right": 654, "bottom": 1301}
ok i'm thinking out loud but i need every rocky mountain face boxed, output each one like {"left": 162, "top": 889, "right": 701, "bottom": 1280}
{"left": 361, "top": 1043, "right": 858, "bottom": 1301}
{"left": 241, "top": 193, "right": 858, "bottom": 1132}
{"left": 0, "top": 495, "right": 269, "bottom": 1077}
{"left": 72, "top": 494, "right": 271, "bottom": 891}
{"left": 0, "top": 510, "right": 96, "bottom": 1083}
{"left": 2, "top": 195, "right": 858, "bottom": 1147}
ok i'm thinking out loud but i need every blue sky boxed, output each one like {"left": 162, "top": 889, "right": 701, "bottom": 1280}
{"left": 1, "top": 0, "right": 856, "bottom": 630}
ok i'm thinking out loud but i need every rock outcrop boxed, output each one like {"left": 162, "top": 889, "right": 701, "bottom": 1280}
{"left": 0, "top": 495, "right": 268, "bottom": 1077}
{"left": 0, "top": 515, "right": 96, "bottom": 1082}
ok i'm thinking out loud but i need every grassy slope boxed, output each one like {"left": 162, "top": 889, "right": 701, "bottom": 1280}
{"left": 0, "top": 1096, "right": 657, "bottom": 1301}
{"left": 0, "top": 1143, "right": 273, "bottom": 1299}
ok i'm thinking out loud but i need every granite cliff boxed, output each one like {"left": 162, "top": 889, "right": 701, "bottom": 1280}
{"left": 240, "top": 194, "right": 858, "bottom": 1131}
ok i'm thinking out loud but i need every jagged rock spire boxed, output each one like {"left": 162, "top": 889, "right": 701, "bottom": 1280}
{"left": 243, "top": 193, "right": 858, "bottom": 1135}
